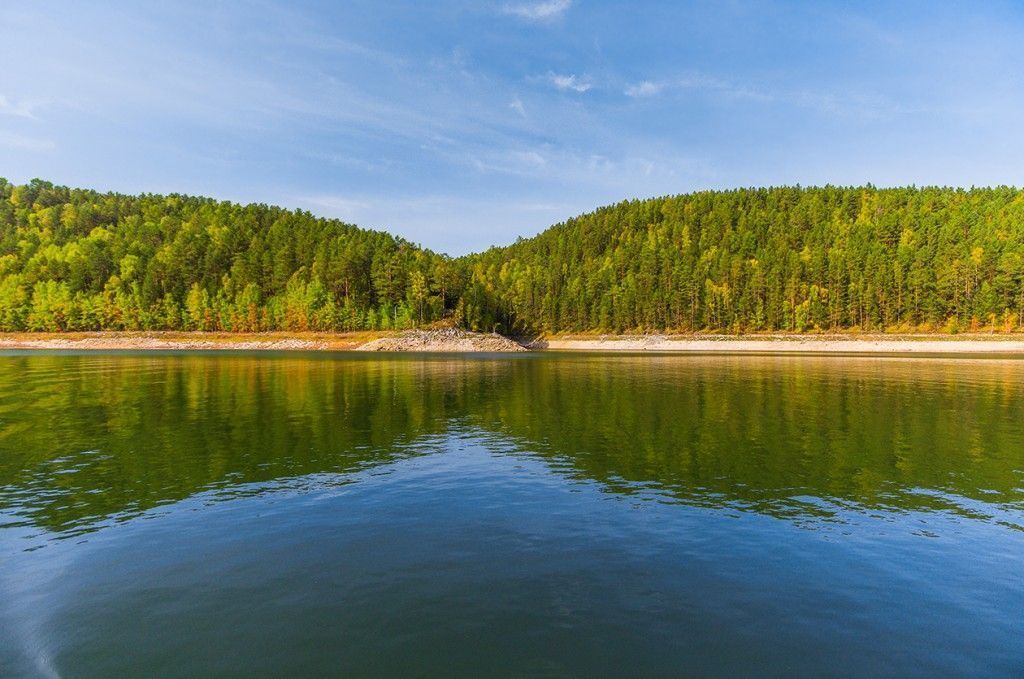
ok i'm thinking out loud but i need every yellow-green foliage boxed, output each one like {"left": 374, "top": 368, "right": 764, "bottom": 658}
{"left": 3, "top": 179, "right": 1024, "bottom": 333}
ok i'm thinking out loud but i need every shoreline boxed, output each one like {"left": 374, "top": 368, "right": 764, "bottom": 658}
{"left": 0, "top": 331, "right": 374, "bottom": 352}
{"left": 529, "top": 334, "right": 1024, "bottom": 354}
{"left": 2, "top": 331, "right": 1024, "bottom": 354}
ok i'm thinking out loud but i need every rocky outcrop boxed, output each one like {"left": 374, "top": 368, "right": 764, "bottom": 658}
{"left": 355, "top": 328, "right": 528, "bottom": 352}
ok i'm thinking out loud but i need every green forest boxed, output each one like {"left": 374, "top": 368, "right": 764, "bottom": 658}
{"left": 2, "top": 178, "right": 1024, "bottom": 334}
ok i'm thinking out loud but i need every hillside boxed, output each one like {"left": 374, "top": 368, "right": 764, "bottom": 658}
{"left": 0, "top": 179, "right": 469, "bottom": 332}
{"left": 2, "top": 179, "right": 1024, "bottom": 334}
{"left": 472, "top": 186, "right": 1024, "bottom": 334}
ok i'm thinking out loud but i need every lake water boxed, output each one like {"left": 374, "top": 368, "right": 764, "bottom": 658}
{"left": 1, "top": 352, "right": 1022, "bottom": 677}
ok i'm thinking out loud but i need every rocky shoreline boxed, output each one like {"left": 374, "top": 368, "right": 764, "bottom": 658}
{"left": 356, "top": 328, "right": 527, "bottom": 352}
{"left": 2, "top": 330, "right": 1024, "bottom": 354}
{"left": 0, "top": 329, "right": 529, "bottom": 353}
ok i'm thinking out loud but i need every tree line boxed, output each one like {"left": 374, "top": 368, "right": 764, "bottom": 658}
{"left": 0, "top": 179, "right": 482, "bottom": 332}
{"left": 2, "top": 178, "right": 1023, "bottom": 334}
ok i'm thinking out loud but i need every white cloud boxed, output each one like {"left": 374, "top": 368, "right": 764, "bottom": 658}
{"left": 509, "top": 96, "right": 527, "bottom": 117}
{"left": 548, "top": 73, "right": 591, "bottom": 93}
{"left": 502, "top": 0, "right": 573, "bottom": 21}
{"left": 624, "top": 81, "right": 663, "bottom": 97}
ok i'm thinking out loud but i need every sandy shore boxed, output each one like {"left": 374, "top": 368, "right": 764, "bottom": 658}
{"left": 529, "top": 334, "right": 1024, "bottom": 354}
{"left": 0, "top": 331, "right": 377, "bottom": 352}
{"left": 2, "top": 331, "right": 1024, "bottom": 354}
{"left": 0, "top": 329, "right": 526, "bottom": 353}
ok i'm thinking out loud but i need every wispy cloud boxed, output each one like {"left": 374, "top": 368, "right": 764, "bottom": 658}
{"left": 675, "top": 74, "right": 773, "bottom": 102}
{"left": 295, "top": 194, "right": 371, "bottom": 220}
{"left": 548, "top": 73, "right": 591, "bottom": 93}
{"left": 623, "top": 73, "right": 908, "bottom": 119}
{"left": 289, "top": 190, "right": 582, "bottom": 253}
{"left": 0, "top": 95, "right": 41, "bottom": 118}
{"left": 5, "top": 1, "right": 1007, "bottom": 253}
{"left": 678, "top": 74, "right": 915, "bottom": 119}
{"left": 502, "top": 0, "right": 573, "bottom": 21}
{"left": 458, "top": 145, "right": 714, "bottom": 189}
{"left": 624, "top": 81, "right": 663, "bottom": 97}
{"left": 624, "top": 74, "right": 785, "bottom": 102}
{"left": 0, "top": 130, "right": 55, "bottom": 151}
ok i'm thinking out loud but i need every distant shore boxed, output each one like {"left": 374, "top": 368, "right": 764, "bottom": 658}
{"left": 528, "top": 334, "right": 1024, "bottom": 354}
{"left": 3, "top": 330, "right": 1024, "bottom": 354}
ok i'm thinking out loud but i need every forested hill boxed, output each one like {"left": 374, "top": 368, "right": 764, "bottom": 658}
{"left": 0, "top": 179, "right": 467, "bottom": 332}
{"left": 472, "top": 186, "right": 1024, "bottom": 333}
{"left": 2, "top": 179, "right": 1024, "bottom": 334}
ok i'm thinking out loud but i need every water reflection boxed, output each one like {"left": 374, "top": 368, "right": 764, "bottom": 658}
{"left": 1, "top": 353, "right": 1023, "bottom": 538}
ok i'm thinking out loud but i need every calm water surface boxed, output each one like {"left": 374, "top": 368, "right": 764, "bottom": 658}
{"left": 1, "top": 352, "right": 1022, "bottom": 677}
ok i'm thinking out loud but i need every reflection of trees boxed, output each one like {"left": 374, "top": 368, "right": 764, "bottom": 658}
{"left": 0, "top": 356, "right": 500, "bottom": 533}
{"left": 474, "top": 357, "right": 1024, "bottom": 519}
{"left": 1, "top": 355, "right": 1022, "bottom": 534}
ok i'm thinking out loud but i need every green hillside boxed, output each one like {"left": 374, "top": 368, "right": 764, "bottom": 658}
{"left": 2, "top": 179, "right": 1023, "bottom": 334}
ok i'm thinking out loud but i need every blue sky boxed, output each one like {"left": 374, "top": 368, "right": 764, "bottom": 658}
{"left": 1, "top": 1, "right": 1023, "bottom": 254}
